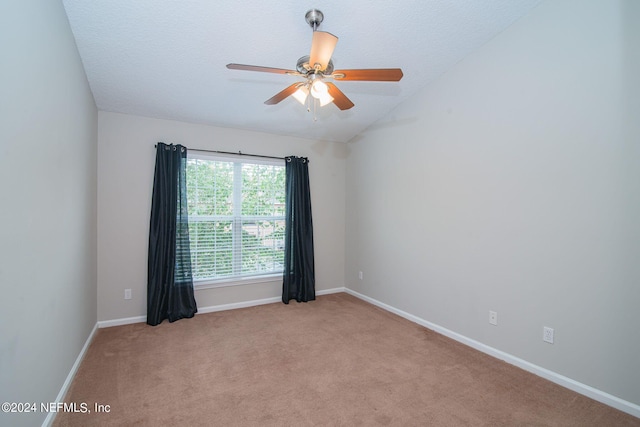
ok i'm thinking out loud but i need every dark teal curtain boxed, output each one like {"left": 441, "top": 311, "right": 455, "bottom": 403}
{"left": 282, "top": 156, "right": 315, "bottom": 304}
{"left": 147, "top": 143, "right": 197, "bottom": 325}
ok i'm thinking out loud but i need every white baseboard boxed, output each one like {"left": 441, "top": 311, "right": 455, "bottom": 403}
{"left": 97, "top": 286, "right": 347, "bottom": 328}
{"left": 42, "top": 322, "right": 98, "bottom": 427}
{"left": 343, "top": 288, "right": 640, "bottom": 419}
{"left": 98, "top": 315, "right": 146, "bottom": 328}
{"left": 316, "top": 286, "right": 345, "bottom": 296}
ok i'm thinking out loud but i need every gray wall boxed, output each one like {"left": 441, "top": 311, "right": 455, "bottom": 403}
{"left": 345, "top": 0, "right": 640, "bottom": 407}
{"left": 97, "top": 112, "right": 346, "bottom": 322}
{"left": 0, "top": 1, "right": 98, "bottom": 426}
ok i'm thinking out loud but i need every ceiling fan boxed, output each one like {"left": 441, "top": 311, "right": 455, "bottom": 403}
{"left": 226, "top": 9, "right": 403, "bottom": 111}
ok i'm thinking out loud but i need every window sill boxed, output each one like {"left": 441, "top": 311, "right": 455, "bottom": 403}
{"left": 193, "top": 273, "right": 282, "bottom": 291}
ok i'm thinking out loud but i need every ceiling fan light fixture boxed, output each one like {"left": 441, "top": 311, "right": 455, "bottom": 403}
{"left": 292, "top": 85, "right": 309, "bottom": 105}
{"left": 310, "top": 79, "right": 328, "bottom": 98}
{"left": 310, "top": 79, "right": 333, "bottom": 107}
{"left": 318, "top": 92, "right": 334, "bottom": 107}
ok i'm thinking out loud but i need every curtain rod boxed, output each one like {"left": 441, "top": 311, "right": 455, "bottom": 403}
{"left": 189, "top": 148, "right": 284, "bottom": 161}
{"left": 155, "top": 144, "right": 308, "bottom": 162}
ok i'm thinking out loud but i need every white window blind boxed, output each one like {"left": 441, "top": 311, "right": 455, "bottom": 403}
{"left": 186, "top": 153, "right": 286, "bottom": 284}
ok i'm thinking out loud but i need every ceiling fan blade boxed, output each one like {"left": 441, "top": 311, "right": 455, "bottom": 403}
{"left": 326, "top": 83, "right": 354, "bottom": 110}
{"left": 309, "top": 31, "right": 338, "bottom": 71}
{"left": 333, "top": 68, "right": 404, "bottom": 81}
{"left": 227, "top": 63, "right": 296, "bottom": 75}
{"left": 264, "top": 83, "right": 301, "bottom": 105}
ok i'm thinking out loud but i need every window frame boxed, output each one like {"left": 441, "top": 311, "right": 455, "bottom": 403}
{"left": 186, "top": 151, "right": 286, "bottom": 289}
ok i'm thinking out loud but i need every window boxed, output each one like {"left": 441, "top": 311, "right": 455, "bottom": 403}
{"left": 186, "top": 153, "right": 286, "bottom": 286}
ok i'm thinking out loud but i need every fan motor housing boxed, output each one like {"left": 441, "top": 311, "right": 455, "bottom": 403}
{"left": 296, "top": 56, "right": 334, "bottom": 75}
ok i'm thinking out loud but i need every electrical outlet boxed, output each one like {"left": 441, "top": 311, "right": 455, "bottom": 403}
{"left": 124, "top": 289, "right": 132, "bottom": 300}
{"left": 489, "top": 311, "right": 498, "bottom": 326}
{"left": 358, "top": 271, "right": 363, "bottom": 280}
{"left": 543, "top": 326, "right": 554, "bottom": 344}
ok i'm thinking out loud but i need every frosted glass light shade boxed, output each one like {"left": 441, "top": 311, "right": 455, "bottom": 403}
{"left": 310, "top": 80, "right": 329, "bottom": 98}
{"left": 310, "top": 80, "right": 333, "bottom": 106}
{"left": 292, "top": 85, "right": 309, "bottom": 105}
{"left": 318, "top": 92, "right": 334, "bottom": 106}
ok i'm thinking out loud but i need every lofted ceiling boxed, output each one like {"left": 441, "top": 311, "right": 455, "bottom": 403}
{"left": 62, "top": 0, "right": 542, "bottom": 143}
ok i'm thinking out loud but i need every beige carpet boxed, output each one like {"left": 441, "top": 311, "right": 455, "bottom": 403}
{"left": 54, "top": 293, "right": 639, "bottom": 426}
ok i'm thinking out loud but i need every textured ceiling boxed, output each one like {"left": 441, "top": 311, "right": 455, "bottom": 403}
{"left": 62, "top": 0, "right": 542, "bottom": 143}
